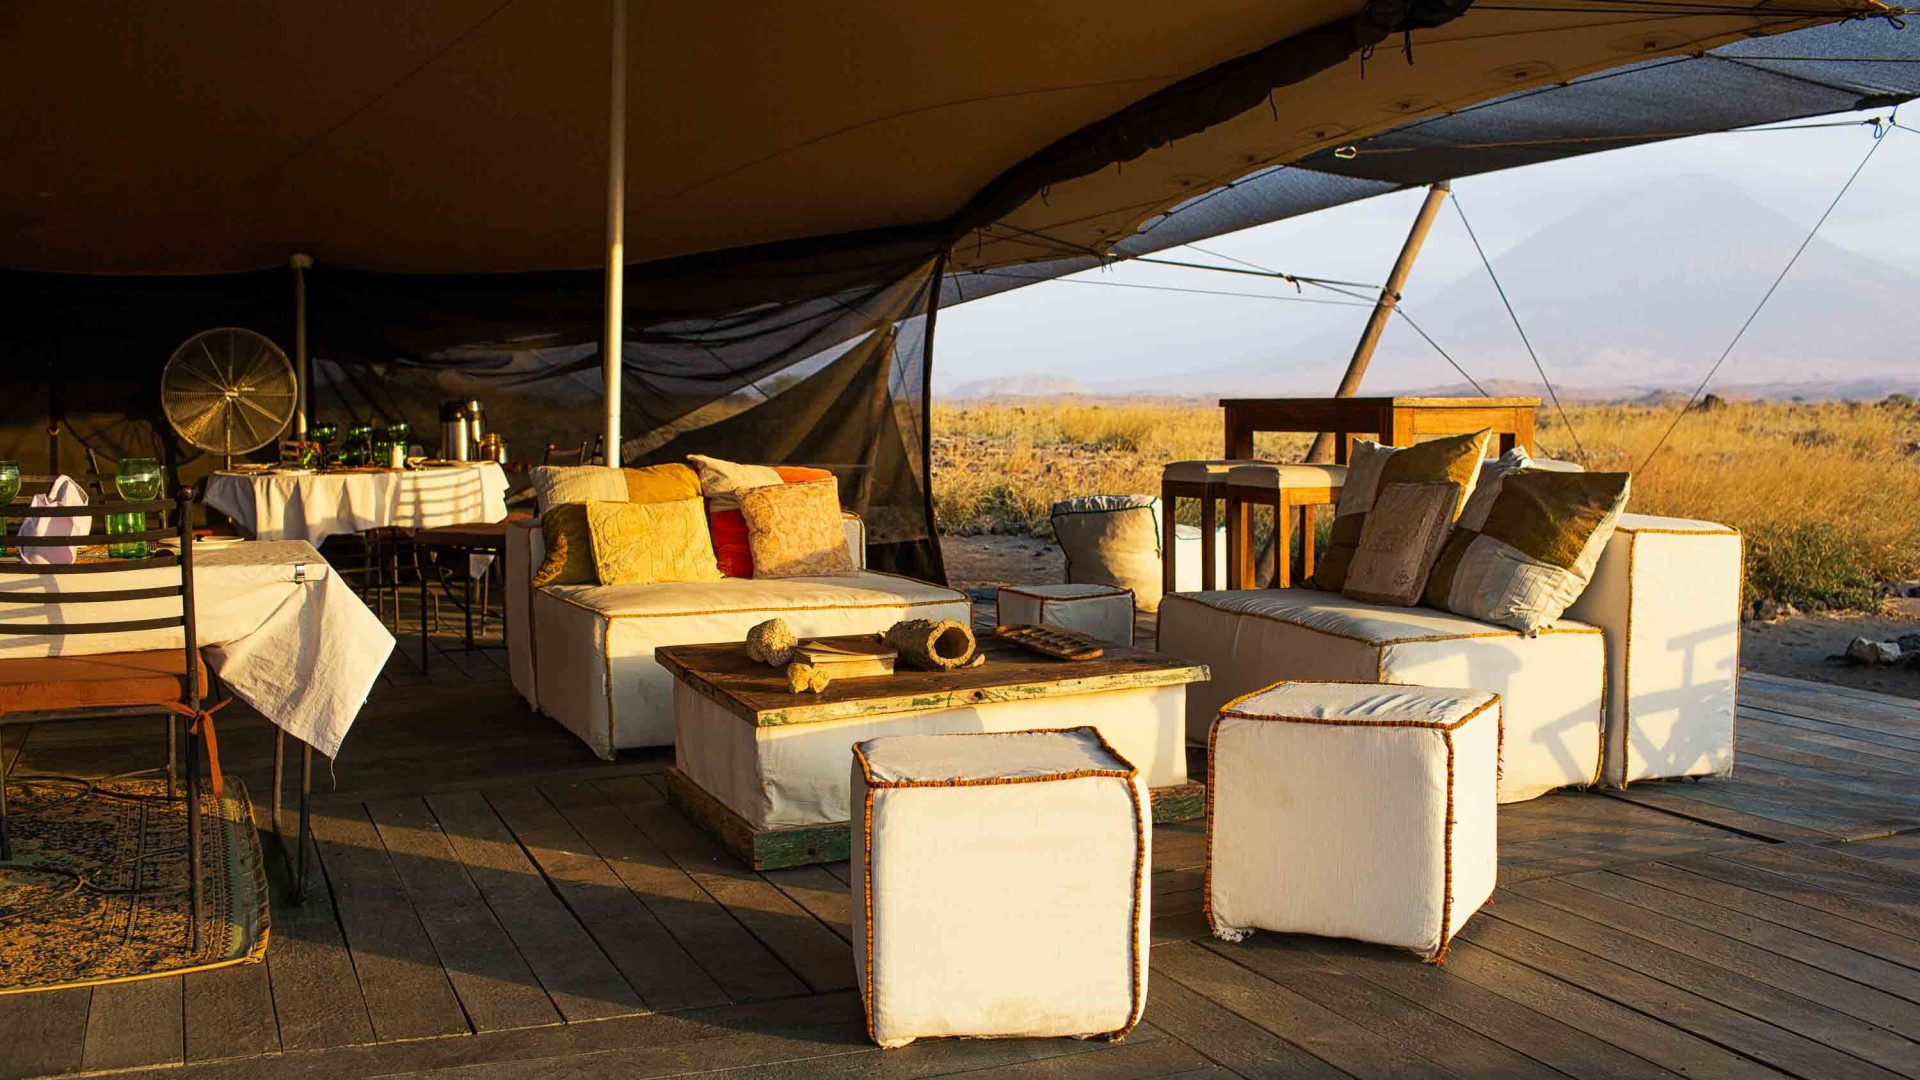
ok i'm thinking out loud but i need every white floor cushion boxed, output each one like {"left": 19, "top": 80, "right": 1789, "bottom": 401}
{"left": 997, "top": 583, "right": 1135, "bottom": 645}
{"left": 854, "top": 728, "right": 1149, "bottom": 1048}
{"left": 1564, "top": 514, "right": 1742, "bottom": 787}
{"left": 1159, "top": 589, "right": 1603, "bottom": 802}
{"left": 1206, "top": 681, "right": 1499, "bottom": 962}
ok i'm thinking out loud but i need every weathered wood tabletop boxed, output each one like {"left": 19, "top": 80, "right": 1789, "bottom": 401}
{"left": 656, "top": 633, "right": 1208, "bottom": 728}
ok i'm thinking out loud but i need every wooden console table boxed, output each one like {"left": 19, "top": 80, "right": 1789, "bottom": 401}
{"left": 1221, "top": 396, "right": 1539, "bottom": 463}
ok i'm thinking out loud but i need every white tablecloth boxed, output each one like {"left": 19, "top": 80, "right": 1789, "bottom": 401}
{"left": 0, "top": 541, "right": 393, "bottom": 758}
{"left": 204, "top": 463, "right": 509, "bottom": 547}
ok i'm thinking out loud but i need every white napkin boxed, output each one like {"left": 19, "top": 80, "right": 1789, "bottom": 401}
{"left": 19, "top": 476, "right": 90, "bottom": 565}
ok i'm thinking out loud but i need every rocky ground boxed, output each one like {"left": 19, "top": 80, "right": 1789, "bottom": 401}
{"left": 941, "top": 534, "right": 1920, "bottom": 701}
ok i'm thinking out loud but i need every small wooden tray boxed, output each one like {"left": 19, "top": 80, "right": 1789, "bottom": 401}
{"left": 993, "top": 622, "right": 1105, "bottom": 661}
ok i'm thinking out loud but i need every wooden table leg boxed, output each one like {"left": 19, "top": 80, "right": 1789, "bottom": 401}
{"left": 1160, "top": 482, "right": 1177, "bottom": 599}
{"left": 1298, "top": 502, "right": 1317, "bottom": 585}
{"left": 1199, "top": 490, "right": 1218, "bottom": 591}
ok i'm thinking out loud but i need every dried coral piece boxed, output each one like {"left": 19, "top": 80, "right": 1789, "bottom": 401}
{"left": 883, "top": 618, "right": 977, "bottom": 671}
{"left": 785, "top": 661, "right": 832, "bottom": 693}
{"left": 746, "top": 618, "right": 798, "bottom": 666}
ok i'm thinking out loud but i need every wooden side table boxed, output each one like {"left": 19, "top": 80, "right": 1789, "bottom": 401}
{"left": 1221, "top": 396, "right": 1539, "bottom": 463}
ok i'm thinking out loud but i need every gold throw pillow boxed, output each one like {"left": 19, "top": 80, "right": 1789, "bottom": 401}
{"left": 1312, "top": 428, "right": 1490, "bottom": 592}
{"left": 586, "top": 497, "right": 724, "bottom": 586}
{"left": 624, "top": 462, "right": 701, "bottom": 503}
{"left": 739, "top": 478, "right": 855, "bottom": 579}
{"left": 532, "top": 504, "right": 595, "bottom": 586}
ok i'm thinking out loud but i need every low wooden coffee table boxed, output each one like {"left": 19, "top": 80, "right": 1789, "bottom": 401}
{"left": 658, "top": 634, "right": 1208, "bottom": 869}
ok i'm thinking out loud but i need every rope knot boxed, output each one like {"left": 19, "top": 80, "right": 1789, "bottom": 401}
{"left": 163, "top": 698, "right": 233, "bottom": 799}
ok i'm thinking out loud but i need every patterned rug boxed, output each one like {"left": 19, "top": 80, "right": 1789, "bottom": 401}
{"left": 0, "top": 776, "right": 268, "bottom": 993}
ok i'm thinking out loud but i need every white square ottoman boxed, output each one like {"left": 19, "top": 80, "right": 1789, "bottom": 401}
{"left": 997, "top": 583, "right": 1136, "bottom": 645}
{"left": 1206, "top": 681, "right": 1500, "bottom": 962}
{"left": 853, "top": 727, "right": 1150, "bottom": 1048}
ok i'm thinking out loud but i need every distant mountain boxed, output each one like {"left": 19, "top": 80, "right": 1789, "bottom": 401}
{"left": 1094, "top": 177, "right": 1920, "bottom": 398}
{"left": 945, "top": 375, "right": 1096, "bottom": 400}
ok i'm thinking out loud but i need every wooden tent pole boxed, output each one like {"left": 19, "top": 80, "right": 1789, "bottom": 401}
{"left": 1307, "top": 180, "right": 1449, "bottom": 462}
{"left": 291, "top": 253, "right": 311, "bottom": 438}
{"left": 601, "top": 0, "right": 628, "bottom": 466}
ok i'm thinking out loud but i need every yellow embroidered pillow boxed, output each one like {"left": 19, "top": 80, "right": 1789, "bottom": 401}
{"left": 624, "top": 462, "right": 700, "bottom": 503}
{"left": 585, "top": 498, "right": 723, "bottom": 586}
{"left": 738, "top": 479, "right": 854, "bottom": 579}
{"left": 532, "top": 504, "right": 596, "bottom": 586}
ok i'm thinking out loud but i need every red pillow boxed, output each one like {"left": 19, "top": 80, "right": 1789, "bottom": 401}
{"left": 707, "top": 506, "right": 754, "bottom": 577}
{"left": 773, "top": 465, "right": 834, "bottom": 484}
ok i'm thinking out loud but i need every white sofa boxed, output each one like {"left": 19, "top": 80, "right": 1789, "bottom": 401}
{"left": 1159, "top": 513, "right": 1740, "bottom": 801}
{"left": 506, "top": 516, "right": 972, "bottom": 758}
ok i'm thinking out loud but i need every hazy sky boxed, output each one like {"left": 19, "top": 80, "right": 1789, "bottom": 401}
{"left": 934, "top": 113, "right": 1919, "bottom": 395}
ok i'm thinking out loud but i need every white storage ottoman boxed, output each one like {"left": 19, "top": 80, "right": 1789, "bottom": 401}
{"left": 997, "top": 583, "right": 1136, "bottom": 645}
{"left": 853, "top": 727, "right": 1150, "bottom": 1048}
{"left": 1206, "top": 681, "right": 1500, "bottom": 962}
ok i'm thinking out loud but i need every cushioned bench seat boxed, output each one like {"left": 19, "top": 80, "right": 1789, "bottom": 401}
{"left": 1159, "top": 589, "right": 1604, "bottom": 802}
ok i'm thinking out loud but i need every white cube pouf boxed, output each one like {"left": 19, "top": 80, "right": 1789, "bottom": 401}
{"left": 853, "top": 727, "right": 1149, "bottom": 1048}
{"left": 997, "top": 583, "right": 1136, "bottom": 645}
{"left": 1206, "top": 681, "right": 1500, "bottom": 962}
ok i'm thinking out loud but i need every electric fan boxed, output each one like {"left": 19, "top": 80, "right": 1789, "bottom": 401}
{"left": 160, "top": 327, "right": 298, "bottom": 467}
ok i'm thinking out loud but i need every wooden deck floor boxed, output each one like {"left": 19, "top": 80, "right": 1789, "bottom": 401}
{"left": 4, "top": 604, "right": 1920, "bottom": 1080}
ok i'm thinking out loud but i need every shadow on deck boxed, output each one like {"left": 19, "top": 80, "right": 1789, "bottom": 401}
{"left": 2, "top": 605, "right": 1919, "bottom": 1080}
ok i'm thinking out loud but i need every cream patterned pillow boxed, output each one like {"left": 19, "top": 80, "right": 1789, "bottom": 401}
{"left": 688, "top": 454, "right": 785, "bottom": 511}
{"left": 584, "top": 497, "right": 723, "bottom": 586}
{"left": 1312, "top": 429, "right": 1490, "bottom": 592}
{"left": 738, "top": 479, "right": 855, "bottom": 579}
{"left": 1341, "top": 481, "right": 1460, "bottom": 607}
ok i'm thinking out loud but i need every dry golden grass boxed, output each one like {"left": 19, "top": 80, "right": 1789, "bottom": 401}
{"left": 932, "top": 398, "right": 1920, "bottom": 609}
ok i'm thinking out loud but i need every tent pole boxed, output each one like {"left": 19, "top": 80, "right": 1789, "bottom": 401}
{"left": 1307, "top": 180, "right": 1449, "bottom": 462}
{"left": 291, "top": 253, "right": 311, "bottom": 439}
{"left": 601, "top": 0, "right": 627, "bottom": 466}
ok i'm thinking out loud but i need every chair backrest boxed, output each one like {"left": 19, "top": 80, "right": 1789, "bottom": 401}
{"left": 542, "top": 438, "right": 594, "bottom": 467}
{"left": 0, "top": 490, "right": 200, "bottom": 710}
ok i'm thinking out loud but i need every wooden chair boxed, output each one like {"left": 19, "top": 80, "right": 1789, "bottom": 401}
{"left": 1222, "top": 463, "right": 1346, "bottom": 588}
{"left": 0, "top": 490, "right": 217, "bottom": 950}
{"left": 1160, "top": 460, "right": 1258, "bottom": 596}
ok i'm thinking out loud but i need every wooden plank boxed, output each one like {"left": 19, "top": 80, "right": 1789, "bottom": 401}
{"left": 1676, "top": 853, "right": 1920, "bottom": 948}
{"left": 481, "top": 784, "right": 729, "bottom": 1012}
{"left": 1738, "top": 713, "right": 1920, "bottom": 771}
{"left": 365, "top": 796, "right": 564, "bottom": 1032}
{"left": 81, "top": 978, "right": 183, "bottom": 1072}
{"left": 0, "top": 988, "right": 89, "bottom": 1080}
{"left": 1295, "top": 934, "right": 1690, "bottom": 1080}
{"left": 656, "top": 634, "right": 1205, "bottom": 728}
{"left": 1463, "top": 912, "right": 1903, "bottom": 1080}
{"left": 309, "top": 804, "right": 471, "bottom": 1042}
{"left": 542, "top": 778, "right": 803, "bottom": 1004}
{"left": 424, "top": 789, "right": 646, "bottom": 1022}
{"left": 601, "top": 774, "right": 854, "bottom": 994}
{"left": 1616, "top": 859, "right": 1920, "bottom": 970}
{"left": 1145, "top": 973, "right": 1349, "bottom": 1080}
{"left": 1735, "top": 736, "right": 1920, "bottom": 787}
{"left": 762, "top": 864, "right": 854, "bottom": 944}
{"left": 1482, "top": 892, "right": 1919, "bottom": 1077}
{"left": 1438, "top": 938, "right": 1783, "bottom": 1080}
{"left": 183, "top": 961, "right": 279, "bottom": 1062}
{"left": 1155, "top": 940, "right": 1459, "bottom": 1078}
{"left": 1602, "top": 783, "right": 1838, "bottom": 843}
{"left": 1514, "top": 875, "right": 1920, "bottom": 1040}
{"left": 260, "top": 801, "right": 377, "bottom": 1053}
{"left": 1563, "top": 868, "right": 1920, "bottom": 1006}
{"left": 1198, "top": 936, "right": 1566, "bottom": 1080}
{"left": 1740, "top": 707, "right": 1920, "bottom": 759}
{"left": 1607, "top": 780, "right": 1862, "bottom": 842}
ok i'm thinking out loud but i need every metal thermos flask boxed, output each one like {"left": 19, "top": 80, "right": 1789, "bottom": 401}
{"left": 439, "top": 400, "right": 472, "bottom": 461}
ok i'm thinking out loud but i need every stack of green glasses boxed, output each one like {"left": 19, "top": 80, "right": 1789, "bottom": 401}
{"left": 108, "top": 457, "right": 162, "bottom": 559}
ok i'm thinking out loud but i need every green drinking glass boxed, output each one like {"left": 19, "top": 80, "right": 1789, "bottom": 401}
{"left": 107, "top": 511, "right": 147, "bottom": 559}
{"left": 0, "top": 461, "right": 19, "bottom": 506}
{"left": 113, "top": 458, "right": 163, "bottom": 558}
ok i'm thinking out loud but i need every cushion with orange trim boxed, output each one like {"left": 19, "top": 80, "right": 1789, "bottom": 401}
{"left": 0, "top": 649, "right": 209, "bottom": 716}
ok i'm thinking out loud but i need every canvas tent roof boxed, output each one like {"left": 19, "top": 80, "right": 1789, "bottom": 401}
{"left": 0, "top": 0, "right": 1913, "bottom": 580}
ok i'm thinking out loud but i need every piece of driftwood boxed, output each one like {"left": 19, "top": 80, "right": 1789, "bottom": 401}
{"left": 745, "top": 618, "right": 798, "bottom": 666}
{"left": 883, "top": 618, "right": 977, "bottom": 671}
{"left": 994, "top": 622, "right": 1106, "bottom": 661}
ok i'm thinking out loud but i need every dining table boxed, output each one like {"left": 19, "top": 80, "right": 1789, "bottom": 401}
{"left": 202, "top": 461, "right": 510, "bottom": 546}
{"left": 0, "top": 538, "right": 396, "bottom": 899}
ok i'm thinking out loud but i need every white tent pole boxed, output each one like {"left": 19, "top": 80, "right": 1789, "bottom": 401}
{"left": 601, "top": 0, "right": 627, "bottom": 466}
{"left": 291, "top": 252, "right": 312, "bottom": 439}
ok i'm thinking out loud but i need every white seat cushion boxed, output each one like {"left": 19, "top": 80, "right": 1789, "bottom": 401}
{"left": 1563, "top": 514, "right": 1741, "bottom": 787}
{"left": 1223, "top": 463, "right": 1347, "bottom": 489}
{"left": 1162, "top": 459, "right": 1263, "bottom": 483}
{"left": 1207, "top": 681, "right": 1499, "bottom": 961}
{"left": 533, "top": 569, "right": 970, "bottom": 757}
{"left": 854, "top": 728, "right": 1148, "bottom": 1048}
{"left": 1159, "top": 589, "right": 1603, "bottom": 802}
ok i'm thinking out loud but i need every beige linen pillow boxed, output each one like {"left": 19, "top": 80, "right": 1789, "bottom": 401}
{"left": 688, "top": 454, "right": 785, "bottom": 511}
{"left": 738, "top": 478, "right": 855, "bottom": 578}
{"left": 531, "top": 465, "right": 626, "bottom": 514}
{"left": 584, "top": 497, "right": 723, "bottom": 586}
{"left": 1341, "top": 481, "right": 1461, "bottom": 607}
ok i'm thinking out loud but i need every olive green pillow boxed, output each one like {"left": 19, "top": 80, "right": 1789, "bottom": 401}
{"left": 532, "top": 504, "right": 595, "bottom": 586}
{"left": 1312, "top": 429, "right": 1491, "bottom": 592}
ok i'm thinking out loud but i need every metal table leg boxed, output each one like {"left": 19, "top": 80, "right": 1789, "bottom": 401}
{"left": 271, "top": 729, "right": 314, "bottom": 905}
